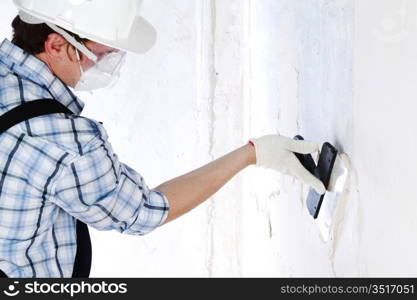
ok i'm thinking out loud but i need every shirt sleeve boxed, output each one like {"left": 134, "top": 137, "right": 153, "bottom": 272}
{"left": 51, "top": 127, "right": 170, "bottom": 236}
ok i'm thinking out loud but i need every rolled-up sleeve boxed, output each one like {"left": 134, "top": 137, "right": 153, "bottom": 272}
{"left": 51, "top": 130, "right": 170, "bottom": 236}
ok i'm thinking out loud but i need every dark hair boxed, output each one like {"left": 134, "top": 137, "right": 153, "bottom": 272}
{"left": 11, "top": 15, "right": 88, "bottom": 55}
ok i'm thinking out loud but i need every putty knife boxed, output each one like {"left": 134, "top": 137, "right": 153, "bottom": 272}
{"left": 293, "top": 135, "right": 348, "bottom": 241}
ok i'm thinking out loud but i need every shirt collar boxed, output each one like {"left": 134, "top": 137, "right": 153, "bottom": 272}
{"left": 0, "top": 38, "right": 85, "bottom": 116}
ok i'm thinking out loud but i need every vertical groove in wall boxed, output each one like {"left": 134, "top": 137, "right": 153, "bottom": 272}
{"left": 239, "top": 0, "right": 253, "bottom": 277}
{"left": 205, "top": 0, "right": 217, "bottom": 277}
{"left": 292, "top": 0, "right": 301, "bottom": 135}
{"left": 351, "top": 0, "right": 361, "bottom": 277}
{"left": 347, "top": 0, "right": 360, "bottom": 274}
{"left": 195, "top": 0, "right": 209, "bottom": 276}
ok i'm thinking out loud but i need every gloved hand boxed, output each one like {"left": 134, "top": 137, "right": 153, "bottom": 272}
{"left": 249, "top": 134, "right": 326, "bottom": 195}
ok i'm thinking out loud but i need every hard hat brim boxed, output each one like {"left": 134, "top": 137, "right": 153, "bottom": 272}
{"left": 75, "top": 16, "right": 157, "bottom": 54}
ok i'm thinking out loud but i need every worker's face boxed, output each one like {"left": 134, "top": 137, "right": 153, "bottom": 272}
{"left": 75, "top": 41, "right": 120, "bottom": 71}
{"left": 40, "top": 33, "right": 119, "bottom": 88}
{"left": 70, "top": 40, "right": 120, "bottom": 88}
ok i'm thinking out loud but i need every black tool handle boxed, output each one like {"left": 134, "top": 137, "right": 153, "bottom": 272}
{"left": 293, "top": 135, "right": 317, "bottom": 174}
{"left": 293, "top": 135, "right": 338, "bottom": 219}
{"left": 306, "top": 142, "right": 338, "bottom": 218}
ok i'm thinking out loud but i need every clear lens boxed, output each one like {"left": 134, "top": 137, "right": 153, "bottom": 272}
{"left": 96, "top": 51, "right": 127, "bottom": 75}
{"left": 74, "top": 42, "right": 126, "bottom": 91}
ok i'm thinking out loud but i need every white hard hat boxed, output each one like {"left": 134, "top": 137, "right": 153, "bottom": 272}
{"left": 12, "top": 0, "right": 157, "bottom": 54}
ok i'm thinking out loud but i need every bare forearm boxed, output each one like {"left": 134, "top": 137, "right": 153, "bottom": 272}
{"left": 155, "top": 144, "right": 256, "bottom": 224}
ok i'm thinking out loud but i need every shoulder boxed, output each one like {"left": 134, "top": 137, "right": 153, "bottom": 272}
{"left": 0, "top": 71, "right": 49, "bottom": 111}
{"left": 27, "top": 114, "right": 109, "bottom": 156}
{"left": 0, "top": 72, "right": 109, "bottom": 155}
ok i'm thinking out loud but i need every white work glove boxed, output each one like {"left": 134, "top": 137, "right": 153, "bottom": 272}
{"left": 249, "top": 134, "right": 326, "bottom": 195}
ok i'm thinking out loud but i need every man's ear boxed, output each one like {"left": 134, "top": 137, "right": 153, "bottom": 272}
{"left": 43, "top": 33, "right": 75, "bottom": 62}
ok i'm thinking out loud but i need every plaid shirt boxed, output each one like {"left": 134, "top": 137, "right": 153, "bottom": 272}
{"left": 0, "top": 39, "right": 169, "bottom": 278}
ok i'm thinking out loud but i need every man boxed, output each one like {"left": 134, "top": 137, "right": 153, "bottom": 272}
{"left": 0, "top": 0, "right": 325, "bottom": 278}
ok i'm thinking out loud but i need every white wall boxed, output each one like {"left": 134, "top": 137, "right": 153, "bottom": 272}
{"left": 1, "top": 0, "right": 416, "bottom": 277}
{"left": 266, "top": 0, "right": 358, "bottom": 277}
{"left": 265, "top": 0, "right": 417, "bottom": 277}
{"left": 354, "top": 0, "right": 417, "bottom": 276}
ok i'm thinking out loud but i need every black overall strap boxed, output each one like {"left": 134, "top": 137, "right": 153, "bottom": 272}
{"left": 0, "top": 99, "right": 74, "bottom": 132}
{"left": 0, "top": 99, "right": 91, "bottom": 278}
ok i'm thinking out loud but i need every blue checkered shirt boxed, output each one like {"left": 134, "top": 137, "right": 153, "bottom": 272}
{"left": 0, "top": 39, "right": 170, "bottom": 278}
